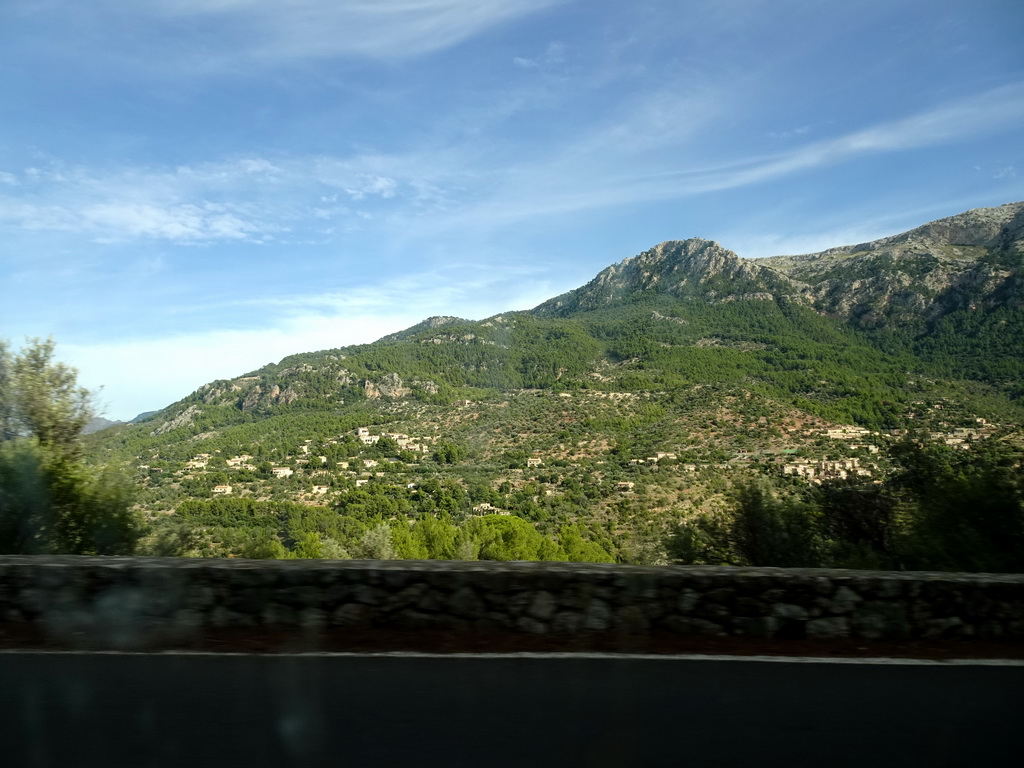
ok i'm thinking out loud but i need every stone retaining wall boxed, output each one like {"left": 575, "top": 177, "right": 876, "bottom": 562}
{"left": 2, "top": 556, "right": 1022, "bottom": 649}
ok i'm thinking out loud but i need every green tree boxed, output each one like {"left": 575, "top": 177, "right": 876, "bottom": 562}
{"left": 293, "top": 531, "right": 325, "bottom": 559}
{"left": 432, "top": 442, "right": 464, "bottom": 464}
{"left": 558, "top": 524, "right": 614, "bottom": 563}
{"left": 4, "top": 338, "right": 93, "bottom": 456}
{"left": 240, "top": 532, "right": 289, "bottom": 559}
{"left": 390, "top": 522, "right": 429, "bottom": 559}
{"left": 410, "top": 514, "right": 459, "bottom": 559}
{"left": 0, "top": 338, "right": 142, "bottom": 555}
{"left": 0, "top": 439, "right": 141, "bottom": 555}
{"left": 463, "top": 515, "right": 563, "bottom": 561}
{"left": 355, "top": 523, "right": 397, "bottom": 559}
{"left": 890, "top": 440, "right": 1024, "bottom": 572}
{"left": 729, "top": 482, "right": 825, "bottom": 567}
{"left": 667, "top": 482, "right": 824, "bottom": 567}
{"left": 666, "top": 511, "right": 735, "bottom": 565}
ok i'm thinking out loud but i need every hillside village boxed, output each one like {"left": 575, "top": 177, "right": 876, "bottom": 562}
{"left": 78, "top": 203, "right": 1024, "bottom": 565}
{"left": 129, "top": 391, "right": 1002, "bottom": 524}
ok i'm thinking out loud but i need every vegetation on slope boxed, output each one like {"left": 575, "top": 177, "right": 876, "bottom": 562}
{"left": 81, "top": 204, "right": 1024, "bottom": 569}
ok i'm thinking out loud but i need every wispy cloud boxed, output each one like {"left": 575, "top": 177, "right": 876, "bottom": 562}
{"left": 344, "top": 176, "right": 398, "bottom": 201}
{"left": 638, "top": 82, "right": 1024, "bottom": 191}
{"left": 767, "top": 125, "right": 811, "bottom": 140}
{"left": 513, "top": 41, "right": 567, "bottom": 69}
{"left": 81, "top": 202, "right": 275, "bottom": 244}
{"left": 424, "top": 81, "right": 1024, "bottom": 231}
{"left": 38, "top": 0, "right": 569, "bottom": 67}
{"left": 3, "top": 83, "right": 1021, "bottom": 250}
{"left": 0, "top": 154, "right": 433, "bottom": 244}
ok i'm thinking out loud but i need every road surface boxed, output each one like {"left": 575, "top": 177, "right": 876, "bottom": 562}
{"left": 2, "top": 651, "right": 1020, "bottom": 767}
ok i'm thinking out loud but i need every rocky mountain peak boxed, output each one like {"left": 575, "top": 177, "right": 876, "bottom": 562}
{"left": 874, "top": 201, "right": 1024, "bottom": 253}
{"left": 533, "top": 238, "right": 801, "bottom": 316}
{"left": 378, "top": 315, "right": 468, "bottom": 343}
{"left": 760, "top": 202, "right": 1024, "bottom": 329}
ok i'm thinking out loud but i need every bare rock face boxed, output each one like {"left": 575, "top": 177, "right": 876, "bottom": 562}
{"left": 237, "top": 381, "right": 300, "bottom": 410}
{"left": 651, "top": 311, "right": 686, "bottom": 324}
{"left": 425, "top": 316, "right": 462, "bottom": 329}
{"left": 534, "top": 238, "right": 806, "bottom": 315}
{"left": 241, "top": 386, "right": 263, "bottom": 412}
{"left": 710, "top": 292, "right": 776, "bottom": 303}
{"left": 377, "top": 315, "right": 468, "bottom": 343}
{"left": 276, "top": 385, "right": 299, "bottom": 405}
{"left": 761, "top": 202, "right": 1024, "bottom": 328}
{"left": 364, "top": 372, "right": 411, "bottom": 399}
{"left": 200, "top": 384, "right": 227, "bottom": 404}
{"left": 151, "top": 404, "right": 201, "bottom": 436}
{"left": 869, "top": 201, "right": 1024, "bottom": 253}
{"left": 412, "top": 379, "right": 440, "bottom": 395}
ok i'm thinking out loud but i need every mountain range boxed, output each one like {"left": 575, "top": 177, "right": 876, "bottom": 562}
{"left": 84, "top": 202, "right": 1024, "bottom": 561}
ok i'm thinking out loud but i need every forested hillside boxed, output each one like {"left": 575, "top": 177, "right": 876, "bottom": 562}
{"left": 85, "top": 203, "right": 1024, "bottom": 568}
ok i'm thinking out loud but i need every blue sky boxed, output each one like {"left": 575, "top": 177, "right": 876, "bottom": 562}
{"left": 1, "top": 0, "right": 1022, "bottom": 420}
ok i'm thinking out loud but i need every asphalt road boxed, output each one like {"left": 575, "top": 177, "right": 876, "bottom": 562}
{"left": 2, "top": 652, "right": 1020, "bottom": 768}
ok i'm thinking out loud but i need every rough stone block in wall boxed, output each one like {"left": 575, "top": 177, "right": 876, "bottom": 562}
{"left": 0, "top": 556, "right": 1022, "bottom": 649}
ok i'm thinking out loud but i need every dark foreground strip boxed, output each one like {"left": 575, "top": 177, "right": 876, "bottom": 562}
{"left": 2, "top": 623, "right": 1022, "bottom": 659}
{"left": 1, "top": 651, "right": 1021, "bottom": 768}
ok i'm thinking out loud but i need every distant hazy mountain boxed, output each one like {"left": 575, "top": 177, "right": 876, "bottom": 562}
{"left": 82, "top": 416, "right": 123, "bottom": 435}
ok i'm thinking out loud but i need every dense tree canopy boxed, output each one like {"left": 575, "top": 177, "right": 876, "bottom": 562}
{"left": 668, "top": 439, "right": 1024, "bottom": 573}
{"left": 0, "top": 338, "right": 141, "bottom": 555}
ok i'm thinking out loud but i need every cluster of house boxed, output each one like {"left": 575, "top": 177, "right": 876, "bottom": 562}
{"left": 820, "top": 426, "right": 874, "bottom": 440}
{"left": 186, "top": 426, "right": 439, "bottom": 498}
{"left": 185, "top": 454, "right": 212, "bottom": 470}
{"left": 353, "top": 427, "right": 432, "bottom": 453}
{"left": 781, "top": 457, "right": 872, "bottom": 482}
{"left": 471, "top": 502, "right": 509, "bottom": 515}
{"left": 225, "top": 454, "right": 255, "bottom": 469}
{"left": 628, "top": 452, "right": 678, "bottom": 466}
{"left": 929, "top": 426, "right": 993, "bottom": 449}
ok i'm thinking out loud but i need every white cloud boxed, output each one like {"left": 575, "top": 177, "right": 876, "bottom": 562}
{"left": 0, "top": 156, "right": 331, "bottom": 244}
{"left": 4, "top": 83, "right": 1021, "bottom": 249}
{"left": 80, "top": 202, "right": 269, "bottom": 243}
{"left": 345, "top": 176, "right": 398, "bottom": 201}
{"left": 513, "top": 41, "right": 567, "bottom": 69}
{"left": 82, "top": 0, "right": 569, "bottom": 64}
{"left": 0, "top": 148, "right": 481, "bottom": 245}
{"left": 0, "top": 171, "right": 17, "bottom": 186}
